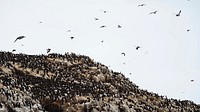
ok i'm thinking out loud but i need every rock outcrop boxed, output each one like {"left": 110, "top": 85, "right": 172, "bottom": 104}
{"left": 0, "top": 51, "right": 199, "bottom": 112}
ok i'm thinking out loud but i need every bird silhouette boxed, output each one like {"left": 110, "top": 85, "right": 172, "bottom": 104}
{"left": 101, "top": 40, "right": 104, "bottom": 43}
{"left": 100, "top": 10, "right": 107, "bottom": 13}
{"left": 149, "top": 10, "right": 158, "bottom": 15}
{"left": 70, "top": 37, "right": 75, "bottom": 40}
{"left": 46, "top": 48, "right": 51, "bottom": 53}
{"left": 176, "top": 10, "right": 181, "bottom": 17}
{"left": 14, "top": 36, "right": 26, "bottom": 43}
{"left": 138, "top": 4, "right": 146, "bottom": 7}
{"left": 187, "top": 29, "right": 190, "bottom": 32}
{"left": 94, "top": 18, "right": 99, "bottom": 20}
{"left": 121, "top": 52, "right": 125, "bottom": 56}
{"left": 12, "top": 49, "right": 16, "bottom": 52}
{"left": 136, "top": 46, "right": 141, "bottom": 50}
{"left": 67, "top": 30, "right": 71, "bottom": 32}
{"left": 118, "top": 25, "right": 122, "bottom": 28}
{"left": 100, "top": 26, "right": 107, "bottom": 28}
{"left": 191, "top": 80, "right": 194, "bottom": 82}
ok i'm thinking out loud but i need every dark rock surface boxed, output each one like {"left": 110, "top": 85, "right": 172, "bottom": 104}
{"left": 0, "top": 51, "right": 199, "bottom": 112}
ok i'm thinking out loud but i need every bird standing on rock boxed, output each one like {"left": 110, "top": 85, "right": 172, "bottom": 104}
{"left": 14, "top": 36, "right": 26, "bottom": 43}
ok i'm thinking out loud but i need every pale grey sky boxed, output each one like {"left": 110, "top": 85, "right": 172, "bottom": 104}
{"left": 0, "top": 0, "right": 200, "bottom": 104}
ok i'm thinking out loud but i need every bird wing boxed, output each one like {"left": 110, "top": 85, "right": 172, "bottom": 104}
{"left": 14, "top": 38, "right": 18, "bottom": 42}
{"left": 149, "top": 11, "right": 155, "bottom": 14}
{"left": 18, "top": 36, "right": 25, "bottom": 39}
{"left": 179, "top": 10, "right": 181, "bottom": 14}
{"left": 14, "top": 36, "right": 25, "bottom": 42}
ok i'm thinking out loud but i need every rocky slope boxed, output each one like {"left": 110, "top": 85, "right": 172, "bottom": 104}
{"left": 0, "top": 51, "right": 200, "bottom": 112}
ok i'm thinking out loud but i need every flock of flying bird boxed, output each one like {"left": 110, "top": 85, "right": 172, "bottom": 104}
{"left": 12, "top": 8, "right": 141, "bottom": 54}
{"left": 12, "top": 2, "right": 193, "bottom": 82}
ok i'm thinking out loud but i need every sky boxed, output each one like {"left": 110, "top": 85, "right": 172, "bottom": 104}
{"left": 0, "top": 0, "right": 200, "bottom": 104}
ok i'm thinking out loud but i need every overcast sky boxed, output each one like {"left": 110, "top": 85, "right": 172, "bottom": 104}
{"left": 0, "top": 0, "right": 200, "bottom": 104}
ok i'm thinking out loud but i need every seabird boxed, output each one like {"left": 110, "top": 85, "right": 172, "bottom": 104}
{"left": 67, "top": 30, "right": 71, "bottom": 32}
{"left": 136, "top": 46, "right": 141, "bottom": 50}
{"left": 14, "top": 36, "right": 26, "bottom": 43}
{"left": 101, "top": 40, "right": 104, "bottom": 43}
{"left": 100, "top": 26, "right": 107, "bottom": 28}
{"left": 176, "top": 10, "right": 181, "bottom": 17}
{"left": 149, "top": 10, "right": 158, "bottom": 15}
{"left": 70, "top": 37, "right": 75, "bottom": 40}
{"left": 118, "top": 25, "right": 122, "bottom": 28}
{"left": 94, "top": 18, "right": 99, "bottom": 20}
{"left": 12, "top": 49, "right": 16, "bottom": 52}
{"left": 46, "top": 48, "right": 51, "bottom": 53}
{"left": 121, "top": 52, "right": 125, "bottom": 56}
{"left": 191, "top": 80, "right": 194, "bottom": 82}
{"left": 39, "top": 22, "right": 42, "bottom": 23}
{"left": 187, "top": 29, "right": 190, "bottom": 32}
{"left": 138, "top": 4, "right": 146, "bottom": 7}
{"left": 100, "top": 10, "right": 107, "bottom": 13}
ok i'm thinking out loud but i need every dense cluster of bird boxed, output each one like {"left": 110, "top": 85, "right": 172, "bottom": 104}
{"left": 0, "top": 51, "right": 199, "bottom": 111}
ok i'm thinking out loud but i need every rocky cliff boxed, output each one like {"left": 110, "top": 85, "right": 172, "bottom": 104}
{"left": 0, "top": 51, "right": 199, "bottom": 112}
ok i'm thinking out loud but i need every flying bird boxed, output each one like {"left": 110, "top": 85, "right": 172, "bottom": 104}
{"left": 101, "top": 40, "right": 104, "bottom": 43}
{"left": 100, "top": 25, "right": 107, "bottom": 28}
{"left": 94, "top": 18, "right": 99, "bottom": 20}
{"left": 187, "top": 29, "right": 190, "bottom": 32}
{"left": 149, "top": 10, "right": 158, "bottom": 15}
{"left": 191, "top": 80, "right": 194, "bottom": 82}
{"left": 46, "top": 48, "right": 51, "bottom": 53}
{"left": 70, "top": 37, "right": 75, "bottom": 40}
{"left": 121, "top": 52, "right": 125, "bottom": 56}
{"left": 100, "top": 10, "right": 107, "bottom": 13}
{"left": 135, "top": 46, "right": 141, "bottom": 50}
{"left": 14, "top": 36, "right": 25, "bottom": 43}
{"left": 39, "top": 22, "right": 42, "bottom": 23}
{"left": 118, "top": 25, "right": 122, "bottom": 28}
{"left": 67, "top": 30, "right": 71, "bottom": 32}
{"left": 12, "top": 49, "right": 16, "bottom": 52}
{"left": 176, "top": 10, "right": 181, "bottom": 17}
{"left": 138, "top": 4, "right": 146, "bottom": 7}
